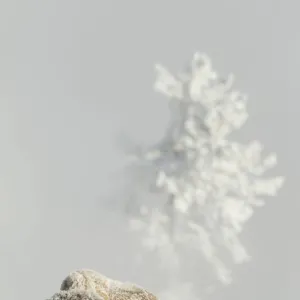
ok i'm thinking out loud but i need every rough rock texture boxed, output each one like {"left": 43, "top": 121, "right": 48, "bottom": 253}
{"left": 48, "top": 290, "right": 103, "bottom": 300}
{"left": 58, "top": 269, "right": 158, "bottom": 300}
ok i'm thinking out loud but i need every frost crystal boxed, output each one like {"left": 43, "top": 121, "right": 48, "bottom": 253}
{"left": 126, "top": 52, "right": 284, "bottom": 288}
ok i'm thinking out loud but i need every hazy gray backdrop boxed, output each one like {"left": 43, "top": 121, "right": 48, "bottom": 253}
{"left": 0, "top": 1, "right": 295, "bottom": 299}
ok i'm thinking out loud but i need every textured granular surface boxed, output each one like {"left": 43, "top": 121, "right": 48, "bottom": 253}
{"left": 60, "top": 269, "right": 158, "bottom": 300}
{"left": 48, "top": 290, "right": 103, "bottom": 300}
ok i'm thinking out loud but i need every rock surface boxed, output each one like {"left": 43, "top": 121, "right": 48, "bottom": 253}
{"left": 48, "top": 269, "right": 158, "bottom": 300}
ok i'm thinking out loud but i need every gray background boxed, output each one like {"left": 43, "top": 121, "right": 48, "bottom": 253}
{"left": 0, "top": 1, "right": 294, "bottom": 299}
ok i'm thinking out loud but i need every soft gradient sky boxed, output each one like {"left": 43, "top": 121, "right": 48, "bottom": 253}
{"left": 0, "top": 1, "right": 295, "bottom": 299}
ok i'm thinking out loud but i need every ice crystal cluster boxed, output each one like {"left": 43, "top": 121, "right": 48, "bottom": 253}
{"left": 128, "top": 53, "right": 284, "bottom": 285}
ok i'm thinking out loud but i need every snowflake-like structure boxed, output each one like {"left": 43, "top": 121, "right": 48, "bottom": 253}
{"left": 128, "top": 53, "right": 284, "bottom": 286}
